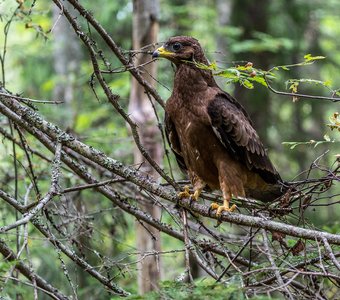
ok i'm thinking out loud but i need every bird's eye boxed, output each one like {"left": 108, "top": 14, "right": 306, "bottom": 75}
{"left": 172, "top": 42, "right": 182, "bottom": 51}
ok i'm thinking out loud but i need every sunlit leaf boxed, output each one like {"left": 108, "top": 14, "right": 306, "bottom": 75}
{"left": 304, "top": 53, "right": 326, "bottom": 62}
{"left": 241, "top": 79, "right": 254, "bottom": 89}
{"left": 249, "top": 75, "right": 268, "bottom": 87}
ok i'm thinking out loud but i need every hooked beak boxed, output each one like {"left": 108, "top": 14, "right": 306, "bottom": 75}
{"left": 152, "top": 46, "right": 174, "bottom": 59}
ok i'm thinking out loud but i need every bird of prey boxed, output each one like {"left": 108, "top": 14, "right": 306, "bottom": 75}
{"left": 152, "top": 36, "right": 285, "bottom": 216}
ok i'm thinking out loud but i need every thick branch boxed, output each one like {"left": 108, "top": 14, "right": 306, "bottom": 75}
{"left": 1, "top": 95, "right": 340, "bottom": 246}
{"left": 179, "top": 198, "right": 340, "bottom": 245}
{"left": 0, "top": 93, "right": 176, "bottom": 202}
{"left": 0, "top": 99, "right": 251, "bottom": 267}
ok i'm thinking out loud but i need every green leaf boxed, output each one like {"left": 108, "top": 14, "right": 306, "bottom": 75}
{"left": 323, "top": 80, "right": 332, "bottom": 87}
{"left": 215, "top": 68, "right": 240, "bottom": 79}
{"left": 249, "top": 75, "right": 268, "bottom": 87}
{"left": 208, "top": 60, "right": 218, "bottom": 70}
{"left": 304, "top": 53, "right": 326, "bottom": 62}
{"left": 241, "top": 79, "right": 254, "bottom": 89}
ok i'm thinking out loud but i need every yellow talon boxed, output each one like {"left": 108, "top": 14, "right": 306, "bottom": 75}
{"left": 211, "top": 199, "right": 237, "bottom": 216}
{"left": 191, "top": 189, "right": 201, "bottom": 201}
{"left": 210, "top": 202, "right": 220, "bottom": 210}
{"left": 178, "top": 185, "right": 191, "bottom": 199}
{"left": 178, "top": 185, "right": 202, "bottom": 201}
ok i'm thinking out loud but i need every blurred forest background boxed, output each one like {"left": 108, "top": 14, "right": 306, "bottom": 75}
{"left": 0, "top": 0, "right": 339, "bottom": 299}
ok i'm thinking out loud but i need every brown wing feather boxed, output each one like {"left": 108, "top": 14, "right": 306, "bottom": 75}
{"left": 164, "top": 111, "right": 187, "bottom": 173}
{"left": 207, "top": 93, "right": 281, "bottom": 184}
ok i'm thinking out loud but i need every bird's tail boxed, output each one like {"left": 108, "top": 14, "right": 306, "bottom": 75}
{"left": 247, "top": 181, "right": 294, "bottom": 203}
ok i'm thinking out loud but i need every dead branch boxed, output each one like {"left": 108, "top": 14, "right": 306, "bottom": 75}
{"left": 1, "top": 93, "right": 340, "bottom": 246}
{"left": 55, "top": 0, "right": 165, "bottom": 108}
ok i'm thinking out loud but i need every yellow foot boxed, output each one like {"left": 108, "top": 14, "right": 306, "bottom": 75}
{"left": 178, "top": 185, "right": 191, "bottom": 199}
{"left": 211, "top": 202, "right": 237, "bottom": 216}
{"left": 191, "top": 189, "right": 201, "bottom": 201}
{"left": 178, "top": 185, "right": 201, "bottom": 201}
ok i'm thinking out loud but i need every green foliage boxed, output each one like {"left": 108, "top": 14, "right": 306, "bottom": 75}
{"left": 282, "top": 111, "right": 339, "bottom": 149}
{"left": 286, "top": 78, "right": 334, "bottom": 95}
{"left": 282, "top": 136, "right": 337, "bottom": 150}
{"left": 303, "top": 54, "right": 326, "bottom": 62}
{"left": 322, "top": 221, "right": 340, "bottom": 234}
{"left": 195, "top": 61, "right": 268, "bottom": 90}
{"left": 0, "top": 259, "right": 16, "bottom": 274}
{"left": 113, "top": 278, "right": 274, "bottom": 300}
{"left": 111, "top": 279, "right": 256, "bottom": 300}
{"left": 230, "top": 32, "right": 294, "bottom": 54}
{"left": 196, "top": 53, "right": 340, "bottom": 100}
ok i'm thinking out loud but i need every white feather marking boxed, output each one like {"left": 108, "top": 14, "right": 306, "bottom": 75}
{"left": 212, "top": 126, "right": 227, "bottom": 148}
{"left": 195, "top": 149, "right": 200, "bottom": 160}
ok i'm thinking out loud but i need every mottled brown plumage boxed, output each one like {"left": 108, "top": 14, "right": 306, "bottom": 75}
{"left": 153, "top": 36, "right": 285, "bottom": 215}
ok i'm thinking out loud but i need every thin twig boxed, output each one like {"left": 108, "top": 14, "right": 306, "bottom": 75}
{"left": 62, "top": 0, "right": 165, "bottom": 108}
{"left": 322, "top": 237, "right": 340, "bottom": 271}
{"left": 0, "top": 238, "right": 69, "bottom": 300}
{"left": 0, "top": 143, "right": 62, "bottom": 233}
{"left": 262, "top": 229, "right": 294, "bottom": 300}
{"left": 182, "top": 209, "right": 193, "bottom": 283}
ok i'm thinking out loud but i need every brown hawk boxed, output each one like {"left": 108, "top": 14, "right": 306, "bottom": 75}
{"left": 153, "top": 36, "right": 285, "bottom": 215}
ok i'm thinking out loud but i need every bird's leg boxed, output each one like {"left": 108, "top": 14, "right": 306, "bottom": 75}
{"left": 178, "top": 185, "right": 199, "bottom": 209}
{"left": 211, "top": 182, "right": 237, "bottom": 216}
{"left": 190, "top": 177, "right": 205, "bottom": 202}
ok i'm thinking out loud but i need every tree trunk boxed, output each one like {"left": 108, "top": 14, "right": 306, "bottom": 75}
{"left": 52, "top": 3, "right": 81, "bottom": 128}
{"left": 230, "top": 0, "right": 272, "bottom": 144}
{"left": 215, "top": 0, "right": 232, "bottom": 61}
{"left": 129, "top": 0, "right": 162, "bottom": 294}
{"left": 215, "top": 0, "right": 233, "bottom": 87}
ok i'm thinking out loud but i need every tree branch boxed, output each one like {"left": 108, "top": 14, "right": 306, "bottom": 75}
{"left": 1, "top": 94, "right": 340, "bottom": 246}
{"left": 58, "top": 0, "right": 165, "bottom": 108}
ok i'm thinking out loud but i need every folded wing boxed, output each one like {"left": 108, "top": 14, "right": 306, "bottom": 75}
{"left": 207, "top": 93, "right": 281, "bottom": 184}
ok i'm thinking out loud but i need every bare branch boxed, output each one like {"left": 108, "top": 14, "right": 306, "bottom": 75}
{"left": 56, "top": 0, "right": 165, "bottom": 108}
{"left": 0, "top": 99, "right": 251, "bottom": 267}
{"left": 322, "top": 237, "right": 340, "bottom": 271}
{"left": 0, "top": 238, "right": 69, "bottom": 300}
{"left": 0, "top": 143, "right": 62, "bottom": 233}
{"left": 1, "top": 94, "right": 340, "bottom": 246}
{"left": 261, "top": 229, "right": 294, "bottom": 299}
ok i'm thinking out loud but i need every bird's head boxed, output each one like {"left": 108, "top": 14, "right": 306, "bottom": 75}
{"left": 152, "top": 36, "right": 207, "bottom": 65}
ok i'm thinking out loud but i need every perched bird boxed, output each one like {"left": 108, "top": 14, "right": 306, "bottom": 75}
{"left": 152, "top": 36, "right": 286, "bottom": 216}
